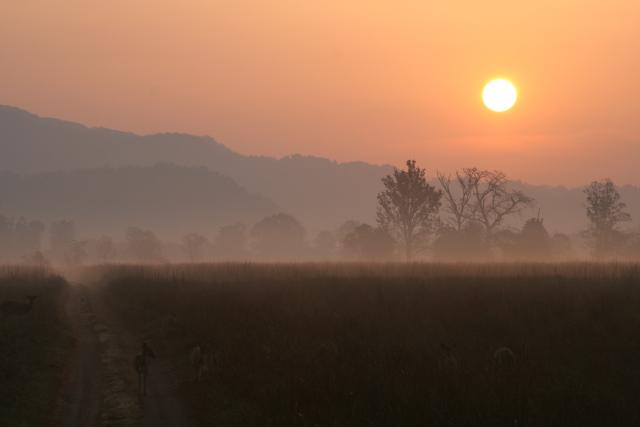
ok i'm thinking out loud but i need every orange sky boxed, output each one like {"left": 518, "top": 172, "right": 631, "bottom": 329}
{"left": 2, "top": 1, "right": 639, "bottom": 185}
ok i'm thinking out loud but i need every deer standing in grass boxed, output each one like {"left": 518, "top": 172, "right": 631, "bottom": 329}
{"left": 190, "top": 343, "right": 214, "bottom": 383}
{"left": 0, "top": 295, "right": 37, "bottom": 318}
{"left": 493, "top": 346, "right": 516, "bottom": 371}
{"left": 133, "top": 341, "right": 156, "bottom": 396}
{"left": 437, "top": 343, "right": 459, "bottom": 374}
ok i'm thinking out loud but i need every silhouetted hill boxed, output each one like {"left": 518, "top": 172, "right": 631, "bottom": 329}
{"left": 1, "top": 105, "right": 639, "bottom": 235}
{"left": 0, "top": 164, "right": 278, "bottom": 238}
{"left": 0, "top": 105, "right": 390, "bottom": 231}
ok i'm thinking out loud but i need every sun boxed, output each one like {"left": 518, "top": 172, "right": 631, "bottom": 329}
{"left": 482, "top": 79, "right": 517, "bottom": 112}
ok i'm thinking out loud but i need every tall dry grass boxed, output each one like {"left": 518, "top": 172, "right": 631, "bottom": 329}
{"left": 0, "top": 266, "right": 71, "bottom": 426}
{"left": 93, "top": 260, "right": 640, "bottom": 283}
{"left": 98, "top": 262, "right": 640, "bottom": 426}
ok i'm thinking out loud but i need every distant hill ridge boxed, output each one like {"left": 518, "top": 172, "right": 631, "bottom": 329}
{"left": 0, "top": 164, "right": 278, "bottom": 238}
{"left": 0, "top": 105, "right": 390, "bottom": 231}
{"left": 1, "top": 104, "right": 639, "bottom": 234}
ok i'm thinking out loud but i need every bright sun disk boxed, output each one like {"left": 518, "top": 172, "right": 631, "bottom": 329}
{"left": 482, "top": 79, "right": 517, "bottom": 112}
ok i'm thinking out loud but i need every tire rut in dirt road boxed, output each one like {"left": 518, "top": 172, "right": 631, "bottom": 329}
{"left": 54, "top": 284, "right": 101, "bottom": 427}
{"left": 140, "top": 358, "right": 193, "bottom": 427}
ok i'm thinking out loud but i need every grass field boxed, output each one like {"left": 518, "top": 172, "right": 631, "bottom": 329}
{"left": 97, "top": 262, "right": 640, "bottom": 426}
{"left": 0, "top": 267, "right": 71, "bottom": 427}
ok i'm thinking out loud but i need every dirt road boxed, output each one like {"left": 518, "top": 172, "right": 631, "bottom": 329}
{"left": 54, "top": 285, "right": 101, "bottom": 427}
{"left": 54, "top": 283, "right": 192, "bottom": 427}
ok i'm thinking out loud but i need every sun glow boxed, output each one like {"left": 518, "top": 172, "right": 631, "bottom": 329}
{"left": 482, "top": 79, "right": 518, "bottom": 112}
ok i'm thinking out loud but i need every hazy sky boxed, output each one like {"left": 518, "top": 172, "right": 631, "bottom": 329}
{"left": 2, "top": 1, "right": 639, "bottom": 185}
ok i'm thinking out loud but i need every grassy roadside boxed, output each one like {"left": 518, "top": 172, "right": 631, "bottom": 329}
{"left": 97, "top": 262, "right": 640, "bottom": 426}
{"left": 0, "top": 267, "right": 73, "bottom": 427}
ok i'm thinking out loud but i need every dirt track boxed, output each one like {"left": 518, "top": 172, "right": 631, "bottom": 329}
{"left": 54, "top": 283, "right": 191, "bottom": 427}
{"left": 55, "top": 285, "right": 101, "bottom": 427}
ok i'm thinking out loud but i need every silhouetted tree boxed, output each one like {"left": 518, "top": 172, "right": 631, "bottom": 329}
{"left": 583, "top": 179, "right": 631, "bottom": 257}
{"left": 250, "top": 213, "right": 306, "bottom": 259}
{"left": 550, "top": 233, "right": 572, "bottom": 258}
{"left": 377, "top": 160, "right": 442, "bottom": 261}
{"left": 494, "top": 229, "right": 520, "bottom": 258}
{"left": 14, "top": 218, "right": 45, "bottom": 256}
{"left": 126, "top": 227, "right": 163, "bottom": 262}
{"left": 0, "top": 215, "right": 12, "bottom": 259}
{"left": 622, "top": 231, "right": 640, "bottom": 259}
{"left": 65, "top": 240, "right": 88, "bottom": 266}
{"left": 0, "top": 216, "right": 45, "bottom": 260}
{"left": 516, "top": 216, "right": 550, "bottom": 258}
{"left": 23, "top": 250, "right": 49, "bottom": 268}
{"left": 343, "top": 224, "right": 395, "bottom": 260}
{"left": 95, "top": 235, "right": 116, "bottom": 263}
{"left": 335, "top": 220, "right": 361, "bottom": 256}
{"left": 437, "top": 171, "right": 476, "bottom": 231}
{"left": 433, "top": 221, "right": 488, "bottom": 261}
{"left": 216, "top": 223, "right": 248, "bottom": 260}
{"left": 183, "top": 233, "right": 208, "bottom": 261}
{"left": 462, "top": 168, "right": 534, "bottom": 237}
{"left": 313, "top": 230, "right": 337, "bottom": 260}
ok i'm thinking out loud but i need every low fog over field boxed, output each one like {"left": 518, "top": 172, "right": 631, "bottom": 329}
{"left": 1, "top": 106, "right": 640, "bottom": 264}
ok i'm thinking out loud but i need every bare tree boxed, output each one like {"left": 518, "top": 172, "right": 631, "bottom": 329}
{"left": 583, "top": 179, "right": 631, "bottom": 256}
{"left": 377, "top": 160, "right": 442, "bottom": 261}
{"left": 463, "top": 168, "right": 534, "bottom": 237}
{"left": 437, "top": 171, "right": 476, "bottom": 231}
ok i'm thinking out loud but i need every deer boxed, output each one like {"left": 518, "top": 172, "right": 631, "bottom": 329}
{"left": 493, "top": 346, "right": 517, "bottom": 381}
{"left": 190, "top": 343, "right": 214, "bottom": 383}
{"left": 493, "top": 346, "right": 516, "bottom": 370}
{"left": 1, "top": 295, "right": 37, "bottom": 318}
{"left": 437, "top": 343, "right": 459, "bottom": 371}
{"left": 133, "top": 341, "right": 156, "bottom": 396}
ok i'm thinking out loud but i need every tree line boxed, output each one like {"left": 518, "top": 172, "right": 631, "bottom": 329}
{"left": 375, "top": 160, "right": 635, "bottom": 261}
{"left": 1, "top": 160, "right": 637, "bottom": 264}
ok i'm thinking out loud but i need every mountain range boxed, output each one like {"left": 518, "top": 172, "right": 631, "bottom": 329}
{"left": 0, "top": 164, "right": 277, "bottom": 238}
{"left": 0, "top": 105, "right": 388, "bottom": 235}
{"left": 1, "top": 104, "right": 638, "bottom": 238}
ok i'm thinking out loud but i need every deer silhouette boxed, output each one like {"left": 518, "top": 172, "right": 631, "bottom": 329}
{"left": 493, "top": 346, "right": 516, "bottom": 371}
{"left": 1, "top": 295, "right": 37, "bottom": 318}
{"left": 133, "top": 341, "right": 156, "bottom": 396}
